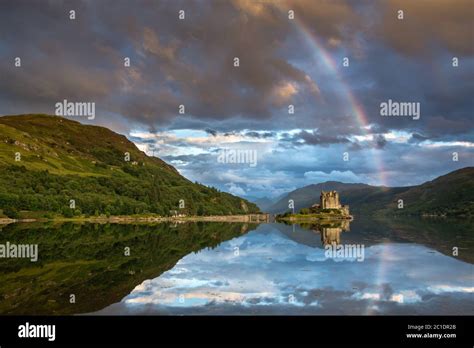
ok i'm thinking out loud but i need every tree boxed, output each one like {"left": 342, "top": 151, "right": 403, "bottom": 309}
{"left": 197, "top": 205, "right": 204, "bottom": 216}
{"left": 61, "top": 207, "right": 74, "bottom": 218}
{"left": 3, "top": 207, "right": 19, "bottom": 219}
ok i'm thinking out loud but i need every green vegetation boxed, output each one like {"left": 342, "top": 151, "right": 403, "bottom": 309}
{"left": 276, "top": 208, "right": 350, "bottom": 221}
{"left": 0, "top": 221, "right": 258, "bottom": 314}
{"left": 0, "top": 115, "right": 259, "bottom": 218}
{"left": 378, "top": 167, "right": 474, "bottom": 218}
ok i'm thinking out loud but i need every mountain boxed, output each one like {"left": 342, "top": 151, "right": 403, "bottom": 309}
{"left": 0, "top": 114, "right": 259, "bottom": 218}
{"left": 265, "top": 168, "right": 474, "bottom": 218}
{"left": 248, "top": 196, "right": 274, "bottom": 211}
{"left": 381, "top": 167, "right": 474, "bottom": 217}
{"left": 265, "top": 182, "right": 392, "bottom": 213}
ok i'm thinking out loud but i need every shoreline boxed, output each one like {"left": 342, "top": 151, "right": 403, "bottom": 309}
{"left": 276, "top": 215, "right": 353, "bottom": 223}
{"left": 0, "top": 214, "right": 271, "bottom": 225}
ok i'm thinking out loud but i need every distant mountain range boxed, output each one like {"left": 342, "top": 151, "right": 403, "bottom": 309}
{"left": 257, "top": 167, "right": 474, "bottom": 218}
{"left": 0, "top": 114, "right": 259, "bottom": 218}
{"left": 248, "top": 195, "right": 282, "bottom": 212}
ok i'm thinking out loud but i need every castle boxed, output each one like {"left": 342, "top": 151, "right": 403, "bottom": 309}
{"left": 318, "top": 220, "right": 350, "bottom": 246}
{"left": 311, "top": 191, "right": 350, "bottom": 216}
{"left": 321, "top": 191, "right": 341, "bottom": 209}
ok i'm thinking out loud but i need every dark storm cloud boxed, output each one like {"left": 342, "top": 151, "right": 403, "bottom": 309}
{"left": 0, "top": 0, "right": 472, "bottom": 140}
{"left": 376, "top": 0, "right": 474, "bottom": 57}
{"left": 205, "top": 128, "right": 217, "bottom": 136}
{"left": 0, "top": 0, "right": 322, "bottom": 127}
{"left": 295, "top": 130, "right": 350, "bottom": 146}
{"left": 373, "top": 134, "right": 387, "bottom": 149}
{"left": 244, "top": 131, "right": 275, "bottom": 138}
{"left": 409, "top": 133, "right": 430, "bottom": 143}
{"left": 345, "top": 42, "right": 474, "bottom": 139}
{"left": 0, "top": 0, "right": 473, "bottom": 195}
{"left": 349, "top": 142, "right": 363, "bottom": 151}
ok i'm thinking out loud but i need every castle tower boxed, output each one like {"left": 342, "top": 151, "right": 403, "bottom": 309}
{"left": 320, "top": 227, "right": 342, "bottom": 246}
{"left": 320, "top": 190, "right": 342, "bottom": 209}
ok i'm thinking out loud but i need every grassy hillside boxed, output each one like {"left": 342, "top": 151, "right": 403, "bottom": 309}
{"left": 0, "top": 114, "right": 259, "bottom": 218}
{"left": 266, "top": 168, "right": 474, "bottom": 218}
{"left": 0, "top": 221, "right": 257, "bottom": 314}
{"left": 379, "top": 167, "right": 474, "bottom": 217}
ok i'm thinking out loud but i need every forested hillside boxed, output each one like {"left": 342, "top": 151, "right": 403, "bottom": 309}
{"left": 0, "top": 114, "right": 259, "bottom": 218}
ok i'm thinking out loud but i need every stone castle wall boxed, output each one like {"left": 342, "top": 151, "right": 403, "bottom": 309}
{"left": 341, "top": 205, "right": 350, "bottom": 216}
{"left": 320, "top": 191, "right": 341, "bottom": 209}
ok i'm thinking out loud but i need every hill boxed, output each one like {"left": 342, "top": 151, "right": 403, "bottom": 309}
{"left": 380, "top": 167, "right": 474, "bottom": 217}
{"left": 265, "top": 182, "right": 394, "bottom": 213}
{"left": 0, "top": 221, "right": 258, "bottom": 314}
{"left": 265, "top": 168, "right": 474, "bottom": 218}
{"left": 248, "top": 196, "right": 275, "bottom": 211}
{"left": 0, "top": 114, "right": 259, "bottom": 218}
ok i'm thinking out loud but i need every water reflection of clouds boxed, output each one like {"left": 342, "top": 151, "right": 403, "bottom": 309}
{"left": 103, "top": 224, "right": 474, "bottom": 314}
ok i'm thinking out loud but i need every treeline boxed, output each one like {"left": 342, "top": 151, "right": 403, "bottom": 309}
{"left": 0, "top": 165, "right": 259, "bottom": 218}
{"left": 0, "top": 221, "right": 258, "bottom": 314}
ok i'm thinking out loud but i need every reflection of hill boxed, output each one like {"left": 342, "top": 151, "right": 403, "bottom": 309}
{"left": 0, "top": 222, "right": 257, "bottom": 314}
{"left": 380, "top": 218, "right": 474, "bottom": 264}
{"left": 275, "top": 218, "right": 474, "bottom": 264}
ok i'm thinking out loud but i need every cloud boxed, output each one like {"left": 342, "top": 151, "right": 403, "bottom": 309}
{"left": 142, "top": 27, "right": 177, "bottom": 60}
{"left": 409, "top": 133, "right": 430, "bottom": 143}
{"left": 0, "top": 0, "right": 472, "bottom": 137}
{"left": 294, "top": 130, "right": 351, "bottom": 146}
{"left": 303, "top": 170, "right": 363, "bottom": 183}
{"left": 205, "top": 128, "right": 217, "bottom": 137}
{"left": 0, "top": 0, "right": 472, "bottom": 195}
{"left": 373, "top": 134, "right": 387, "bottom": 149}
{"left": 272, "top": 81, "right": 299, "bottom": 104}
{"left": 96, "top": 225, "right": 474, "bottom": 314}
{"left": 226, "top": 182, "right": 246, "bottom": 196}
{"left": 376, "top": 0, "right": 474, "bottom": 56}
{"left": 130, "top": 124, "right": 472, "bottom": 196}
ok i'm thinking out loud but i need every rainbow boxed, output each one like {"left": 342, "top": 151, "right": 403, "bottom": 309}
{"left": 291, "top": 18, "right": 393, "bottom": 315}
{"left": 292, "top": 19, "right": 388, "bottom": 187}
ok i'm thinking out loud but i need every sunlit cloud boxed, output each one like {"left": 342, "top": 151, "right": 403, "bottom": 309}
{"left": 105, "top": 225, "right": 474, "bottom": 314}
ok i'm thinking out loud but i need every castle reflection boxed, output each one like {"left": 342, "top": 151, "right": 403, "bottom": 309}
{"left": 298, "top": 220, "right": 351, "bottom": 246}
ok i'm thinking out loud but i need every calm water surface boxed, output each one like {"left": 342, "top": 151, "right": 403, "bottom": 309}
{"left": 0, "top": 218, "right": 472, "bottom": 315}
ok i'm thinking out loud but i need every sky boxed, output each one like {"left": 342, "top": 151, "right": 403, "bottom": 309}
{"left": 96, "top": 224, "right": 474, "bottom": 315}
{"left": 0, "top": 0, "right": 473, "bottom": 198}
